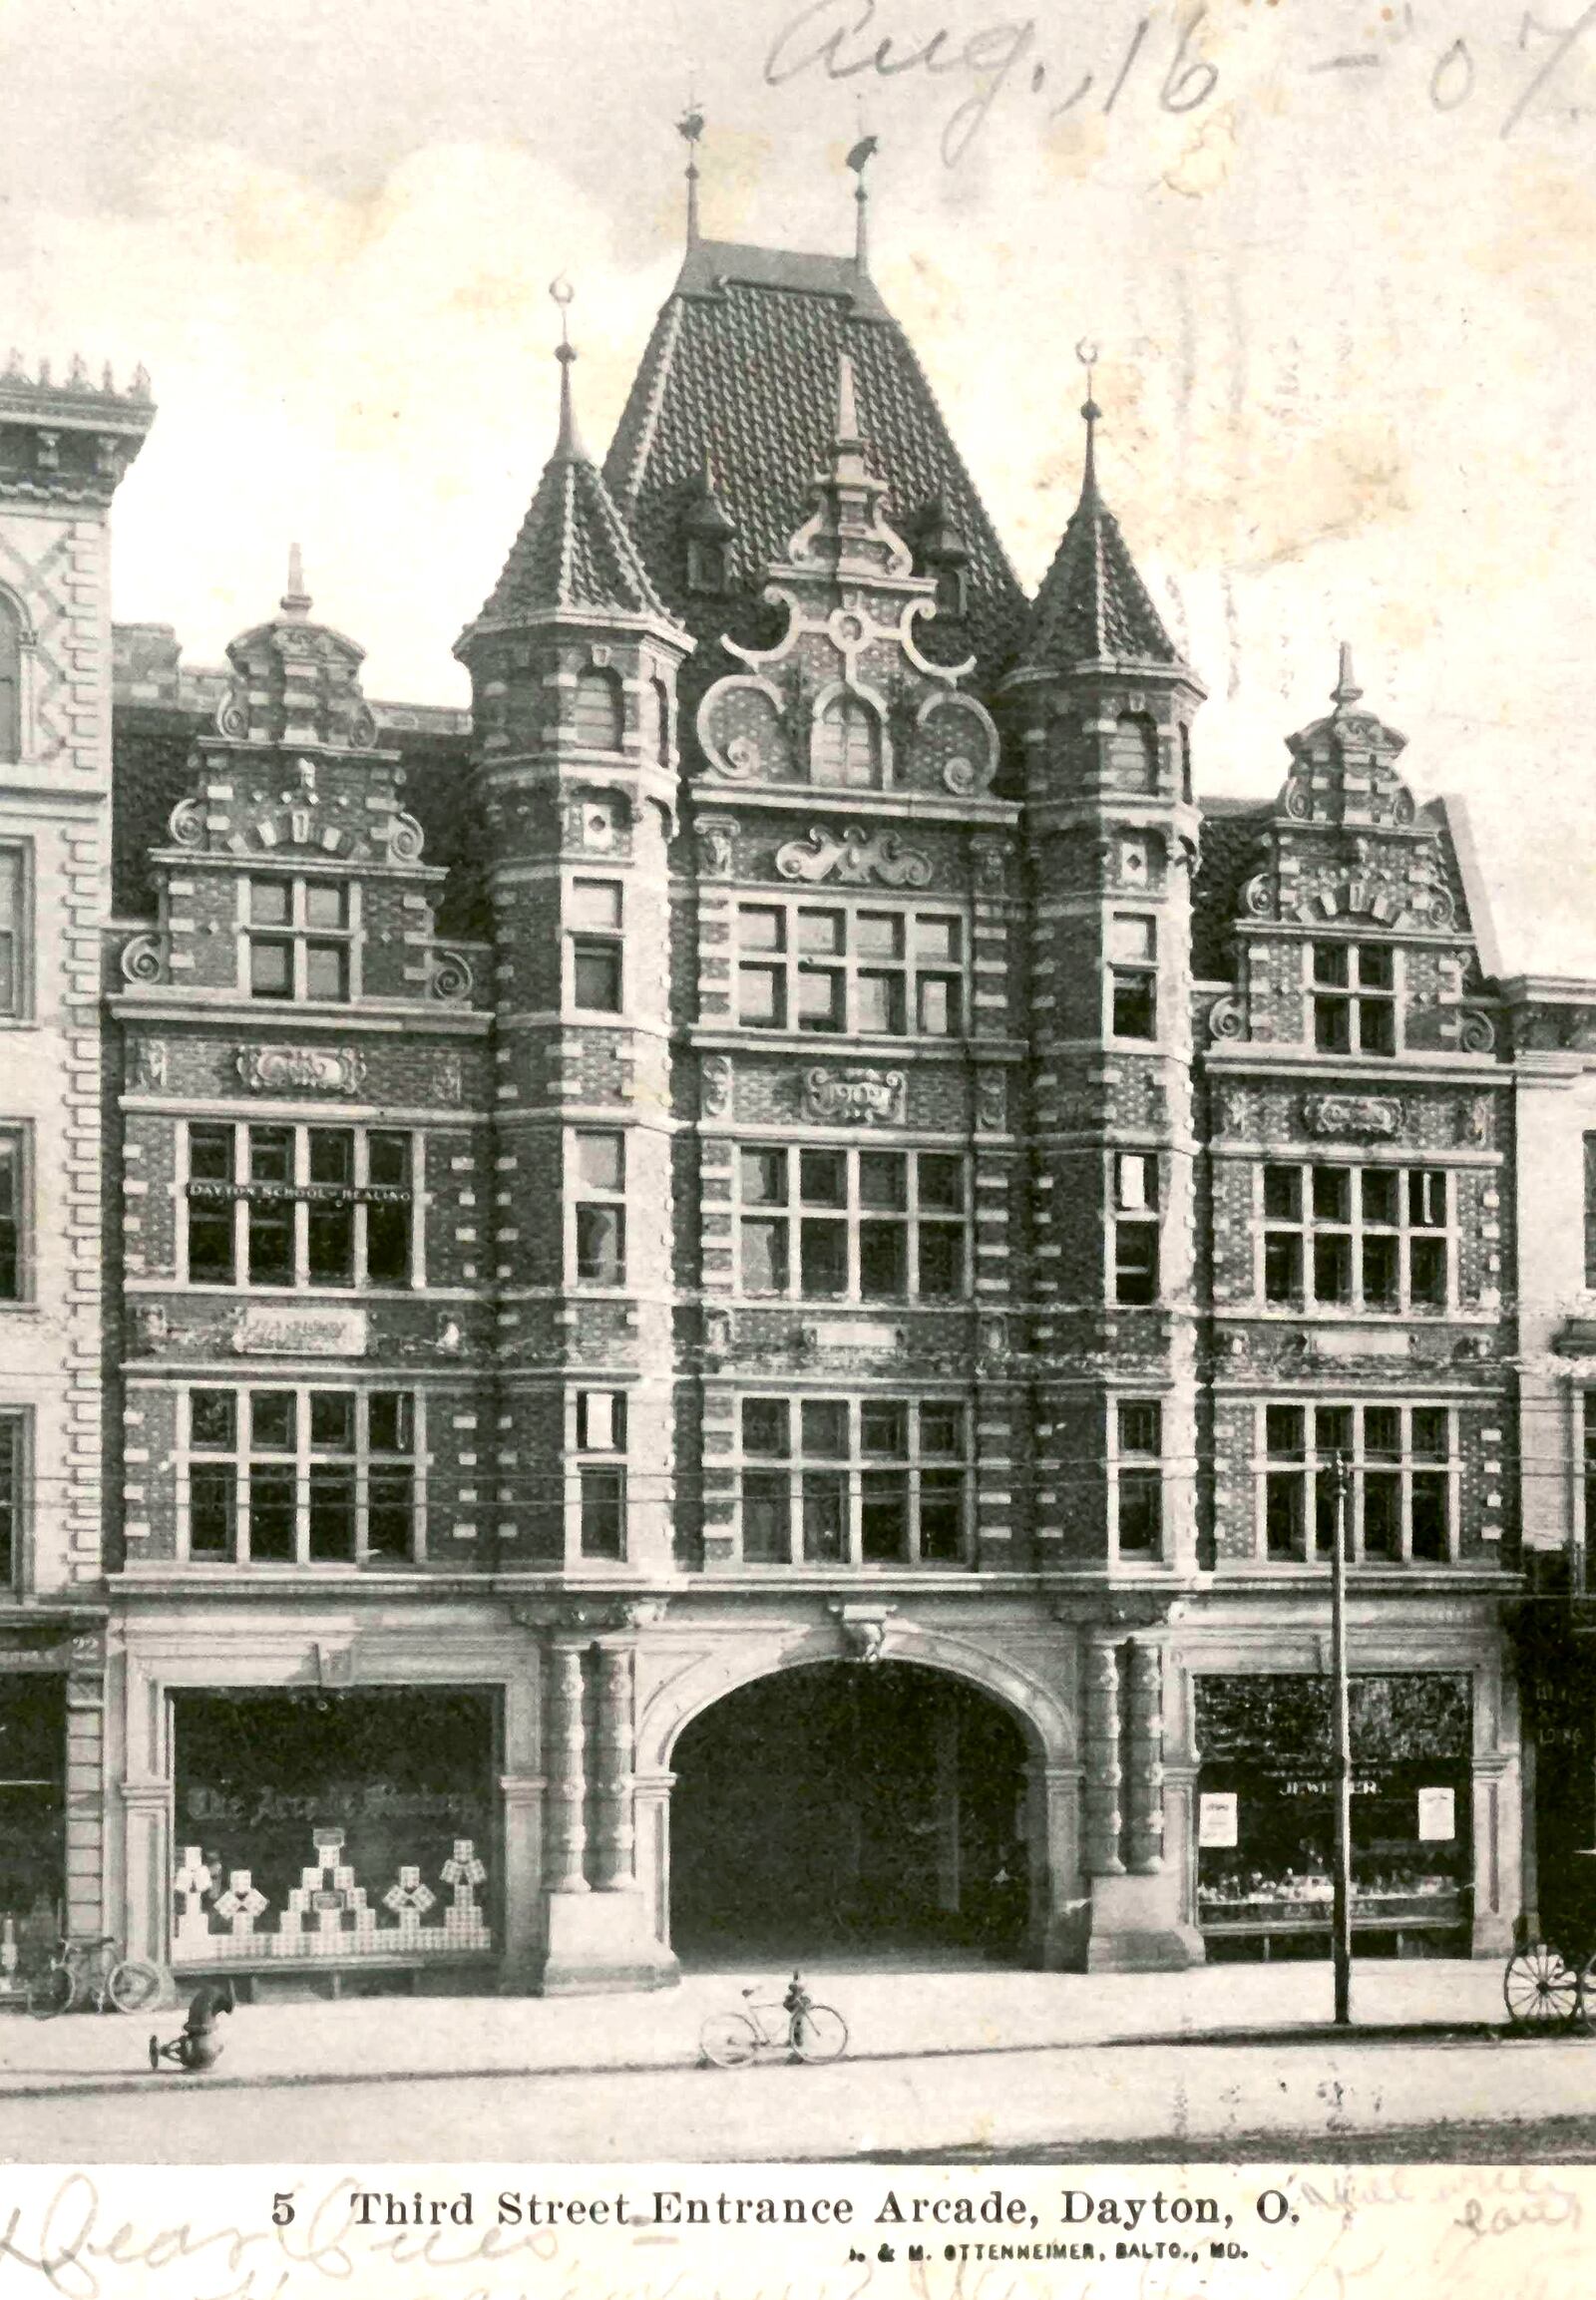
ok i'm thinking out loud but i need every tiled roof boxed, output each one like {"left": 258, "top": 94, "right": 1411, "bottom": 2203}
{"left": 1018, "top": 416, "right": 1184, "bottom": 675}
{"left": 466, "top": 356, "right": 670, "bottom": 637}
{"left": 1191, "top": 797, "right": 1269, "bottom": 980}
{"left": 602, "top": 238, "right": 1026, "bottom": 682}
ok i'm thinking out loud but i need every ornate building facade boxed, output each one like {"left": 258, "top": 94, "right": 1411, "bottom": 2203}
{"left": 0, "top": 190, "right": 1547, "bottom": 1991}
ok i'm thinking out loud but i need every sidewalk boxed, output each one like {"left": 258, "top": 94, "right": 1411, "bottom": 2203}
{"left": 0, "top": 1956, "right": 1516, "bottom": 2100}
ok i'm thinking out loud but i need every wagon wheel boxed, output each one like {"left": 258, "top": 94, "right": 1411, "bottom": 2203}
{"left": 1504, "top": 1941, "right": 1579, "bottom": 2030}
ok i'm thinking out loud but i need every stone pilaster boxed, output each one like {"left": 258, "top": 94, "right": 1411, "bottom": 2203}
{"left": 1082, "top": 1631, "right": 1124, "bottom": 1876}
{"left": 1124, "top": 1637, "right": 1166, "bottom": 1874}
{"left": 543, "top": 1637, "right": 589, "bottom": 1895}
{"left": 592, "top": 1639, "right": 636, "bottom": 1890}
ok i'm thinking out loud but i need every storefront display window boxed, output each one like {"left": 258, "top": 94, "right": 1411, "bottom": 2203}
{"left": 1195, "top": 1674, "right": 1471, "bottom": 1958}
{"left": 0, "top": 1679, "right": 63, "bottom": 1972}
{"left": 171, "top": 1690, "right": 496, "bottom": 1970}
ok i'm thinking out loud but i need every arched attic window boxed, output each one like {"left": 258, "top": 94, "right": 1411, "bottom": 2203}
{"left": 1106, "top": 711, "right": 1159, "bottom": 796}
{"left": 0, "top": 595, "right": 21, "bottom": 765}
{"left": 813, "top": 691, "right": 881, "bottom": 790}
{"left": 574, "top": 665, "right": 624, "bottom": 752}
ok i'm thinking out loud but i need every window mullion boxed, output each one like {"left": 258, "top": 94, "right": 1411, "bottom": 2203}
{"left": 354, "top": 1131, "right": 369, "bottom": 1287}
{"left": 410, "top": 1127, "right": 425, "bottom": 1289}
{"left": 295, "top": 1384, "right": 310, "bottom": 1564}
{"left": 908, "top": 1460, "right": 922, "bottom": 1565}
{"left": 355, "top": 1391, "right": 369, "bottom": 1562}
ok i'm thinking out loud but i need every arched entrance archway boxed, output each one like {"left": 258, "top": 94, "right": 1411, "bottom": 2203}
{"left": 669, "top": 1662, "right": 1029, "bottom": 1965}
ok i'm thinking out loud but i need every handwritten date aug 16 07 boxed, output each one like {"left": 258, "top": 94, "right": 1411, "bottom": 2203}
{"left": 764, "top": 0, "right": 1596, "bottom": 166}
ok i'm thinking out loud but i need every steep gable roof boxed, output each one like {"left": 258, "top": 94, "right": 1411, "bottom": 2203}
{"left": 1018, "top": 403, "right": 1184, "bottom": 674}
{"left": 602, "top": 238, "right": 1025, "bottom": 679}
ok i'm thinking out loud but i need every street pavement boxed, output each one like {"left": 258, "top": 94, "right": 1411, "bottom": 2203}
{"left": 1, "top": 1957, "right": 1592, "bottom": 2161}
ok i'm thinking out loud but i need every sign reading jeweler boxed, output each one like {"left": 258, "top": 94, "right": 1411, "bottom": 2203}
{"left": 230, "top": 1306, "right": 369, "bottom": 1356}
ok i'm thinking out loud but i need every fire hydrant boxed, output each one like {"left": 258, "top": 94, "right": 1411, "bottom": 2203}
{"left": 149, "top": 1980, "right": 235, "bottom": 2073}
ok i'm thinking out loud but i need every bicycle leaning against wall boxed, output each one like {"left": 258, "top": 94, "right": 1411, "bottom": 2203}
{"left": 27, "top": 1935, "right": 165, "bottom": 2019}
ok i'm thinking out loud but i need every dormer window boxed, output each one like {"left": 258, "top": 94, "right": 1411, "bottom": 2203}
{"left": 683, "top": 463, "right": 736, "bottom": 596}
{"left": 908, "top": 498, "right": 970, "bottom": 620}
{"left": 1312, "top": 942, "right": 1396, "bottom": 1057}
{"left": 686, "top": 537, "right": 730, "bottom": 595}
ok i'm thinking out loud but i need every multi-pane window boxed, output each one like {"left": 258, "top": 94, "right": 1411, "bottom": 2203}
{"left": 0, "top": 845, "right": 26, "bottom": 1017}
{"left": 569, "top": 878, "right": 623, "bottom": 1013}
{"left": 1109, "top": 915, "right": 1157, "bottom": 1040}
{"left": 0, "top": 1129, "right": 23, "bottom": 1300}
{"left": 1263, "top": 1402, "right": 1453, "bottom": 1564}
{"left": 185, "top": 1124, "right": 416, "bottom": 1288}
{"left": 1312, "top": 942, "right": 1396, "bottom": 1056}
{"left": 1114, "top": 1400, "right": 1163, "bottom": 1555}
{"left": 1262, "top": 1163, "right": 1451, "bottom": 1311}
{"left": 0, "top": 1418, "right": 17, "bottom": 1589}
{"left": 573, "top": 1129, "right": 625, "bottom": 1284}
{"left": 737, "top": 1395, "right": 968, "bottom": 1566}
{"left": 735, "top": 903, "right": 965, "bottom": 1037}
{"left": 1113, "top": 1152, "right": 1159, "bottom": 1305}
{"left": 0, "top": 595, "right": 19, "bottom": 763}
{"left": 183, "top": 1386, "right": 421, "bottom": 1564}
{"left": 246, "top": 877, "right": 355, "bottom": 1002}
{"left": 1106, "top": 713, "right": 1158, "bottom": 795}
{"left": 736, "top": 1147, "right": 968, "bottom": 1301}
{"left": 575, "top": 1388, "right": 628, "bottom": 1560}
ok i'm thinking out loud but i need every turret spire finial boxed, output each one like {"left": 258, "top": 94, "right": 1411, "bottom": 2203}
{"left": 847, "top": 130, "right": 879, "bottom": 272}
{"left": 1075, "top": 337, "right": 1101, "bottom": 503}
{"left": 550, "top": 276, "right": 586, "bottom": 460}
{"left": 280, "top": 542, "right": 311, "bottom": 620}
{"left": 678, "top": 100, "right": 705, "bottom": 248}
{"left": 1332, "top": 640, "right": 1363, "bottom": 711}
{"left": 835, "top": 350, "right": 862, "bottom": 449}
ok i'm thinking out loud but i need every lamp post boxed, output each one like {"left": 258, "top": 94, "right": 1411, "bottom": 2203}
{"left": 1329, "top": 1450, "right": 1353, "bottom": 2028}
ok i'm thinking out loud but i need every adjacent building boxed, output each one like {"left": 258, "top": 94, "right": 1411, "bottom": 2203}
{"left": 0, "top": 178, "right": 1564, "bottom": 1990}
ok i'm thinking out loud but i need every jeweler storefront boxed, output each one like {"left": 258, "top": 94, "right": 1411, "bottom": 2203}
{"left": 1193, "top": 1673, "right": 1475, "bottom": 1959}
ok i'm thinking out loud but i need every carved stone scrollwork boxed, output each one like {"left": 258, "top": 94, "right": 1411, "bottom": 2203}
{"left": 1241, "top": 873, "right": 1274, "bottom": 919}
{"left": 215, "top": 683, "right": 250, "bottom": 741}
{"left": 428, "top": 949, "right": 475, "bottom": 1004}
{"left": 1304, "top": 1092, "right": 1402, "bottom": 1140}
{"left": 1208, "top": 993, "right": 1247, "bottom": 1042}
{"left": 775, "top": 824, "right": 933, "bottom": 888}
{"left": 167, "top": 796, "right": 205, "bottom": 848}
{"left": 972, "top": 838, "right": 1010, "bottom": 897}
{"left": 800, "top": 1066, "right": 906, "bottom": 1125}
{"left": 700, "top": 1054, "right": 732, "bottom": 1118}
{"left": 386, "top": 812, "right": 425, "bottom": 863}
{"left": 235, "top": 1044, "right": 366, "bottom": 1095}
{"left": 1457, "top": 1008, "right": 1497, "bottom": 1055}
{"left": 119, "top": 932, "right": 166, "bottom": 985}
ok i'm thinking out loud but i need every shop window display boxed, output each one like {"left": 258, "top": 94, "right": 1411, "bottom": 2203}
{"left": 0, "top": 1679, "right": 64, "bottom": 1978}
{"left": 170, "top": 1690, "right": 496, "bottom": 1970}
{"left": 1194, "top": 1674, "right": 1471, "bottom": 1959}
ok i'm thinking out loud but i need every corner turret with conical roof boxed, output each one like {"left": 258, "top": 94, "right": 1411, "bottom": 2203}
{"left": 454, "top": 301, "right": 691, "bottom": 1961}
{"left": 1000, "top": 377, "right": 1205, "bottom": 1904}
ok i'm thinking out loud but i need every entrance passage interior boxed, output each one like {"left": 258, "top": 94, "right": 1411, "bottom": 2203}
{"left": 670, "top": 1662, "right": 1029, "bottom": 1966}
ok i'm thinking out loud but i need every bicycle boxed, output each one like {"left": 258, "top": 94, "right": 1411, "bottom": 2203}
{"left": 699, "top": 1972, "right": 848, "bottom": 2068}
{"left": 1503, "top": 1850, "right": 1596, "bottom": 2033}
{"left": 27, "top": 1935, "right": 165, "bottom": 2020}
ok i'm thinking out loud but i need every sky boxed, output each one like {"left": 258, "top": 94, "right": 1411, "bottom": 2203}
{"left": 3, "top": 0, "right": 1595, "bottom": 972}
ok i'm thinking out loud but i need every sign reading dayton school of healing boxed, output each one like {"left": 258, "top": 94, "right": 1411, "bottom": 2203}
{"left": 229, "top": 1306, "right": 370, "bottom": 1357}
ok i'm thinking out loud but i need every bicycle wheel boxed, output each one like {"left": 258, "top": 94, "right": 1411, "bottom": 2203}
{"left": 790, "top": 2005, "right": 848, "bottom": 2064}
{"left": 27, "top": 1967, "right": 73, "bottom": 2021}
{"left": 699, "top": 2013, "right": 760, "bottom": 2068}
{"left": 1504, "top": 1941, "right": 1579, "bottom": 2029}
{"left": 107, "top": 1960, "right": 163, "bottom": 2015}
